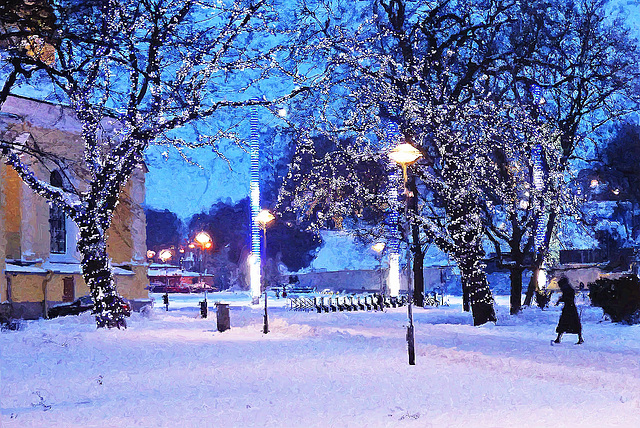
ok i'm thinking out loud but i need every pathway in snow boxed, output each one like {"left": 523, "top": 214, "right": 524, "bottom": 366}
{"left": 2, "top": 293, "right": 639, "bottom": 427}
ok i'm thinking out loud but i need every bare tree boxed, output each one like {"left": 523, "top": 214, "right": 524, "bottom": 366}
{"left": 494, "top": 0, "right": 640, "bottom": 307}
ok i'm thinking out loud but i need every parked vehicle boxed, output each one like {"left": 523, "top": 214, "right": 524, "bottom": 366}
{"left": 48, "top": 295, "right": 131, "bottom": 318}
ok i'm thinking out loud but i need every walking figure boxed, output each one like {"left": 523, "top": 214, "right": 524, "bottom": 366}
{"left": 554, "top": 277, "right": 584, "bottom": 344}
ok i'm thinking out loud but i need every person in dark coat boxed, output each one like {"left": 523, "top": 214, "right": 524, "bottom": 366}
{"left": 554, "top": 277, "right": 584, "bottom": 344}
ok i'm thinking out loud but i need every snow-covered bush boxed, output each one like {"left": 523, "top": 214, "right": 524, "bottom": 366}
{"left": 588, "top": 275, "right": 640, "bottom": 324}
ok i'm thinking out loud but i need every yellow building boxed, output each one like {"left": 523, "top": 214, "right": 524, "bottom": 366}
{"left": 0, "top": 95, "right": 150, "bottom": 320}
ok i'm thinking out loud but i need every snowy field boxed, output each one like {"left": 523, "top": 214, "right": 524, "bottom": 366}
{"left": 2, "top": 291, "right": 640, "bottom": 428}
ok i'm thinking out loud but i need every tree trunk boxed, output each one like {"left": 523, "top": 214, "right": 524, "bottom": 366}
{"left": 408, "top": 176, "right": 424, "bottom": 306}
{"left": 524, "top": 209, "right": 558, "bottom": 306}
{"left": 412, "top": 223, "right": 424, "bottom": 307}
{"left": 523, "top": 268, "right": 539, "bottom": 307}
{"left": 78, "top": 221, "right": 128, "bottom": 329}
{"left": 463, "top": 288, "right": 470, "bottom": 312}
{"left": 509, "top": 266, "right": 524, "bottom": 315}
{"left": 459, "top": 261, "right": 497, "bottom": 325}
{"left": 446, "top": 194, "right": 496, "bottom": 325}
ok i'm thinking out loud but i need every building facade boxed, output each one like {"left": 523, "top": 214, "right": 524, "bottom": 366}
{"left": 0, "top": 95, "right": 149, "bottom": 320}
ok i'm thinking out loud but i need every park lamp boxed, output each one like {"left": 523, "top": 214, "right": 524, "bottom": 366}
{"left": 158, "top": 249, "right": 172, "bottom": 263}
{"left": 256, "top": 209, "right": 275, "bottom": 230}
{"left": 255, "top": 209, "right": 275, "bottom": 334}
{"left": 194, "top": 231, "right": 212, "bottom": 250}
{"left": 371, "top": 242, "right": 386, "bottom": 253}
{"left": 389, "top": 143, "right": 422, "bottom": 184}
{"left": 146, "top": 250, "right": 156, "bottom": 260}
{"left": 389, "top": 141, "right": 422, "bottom": 367}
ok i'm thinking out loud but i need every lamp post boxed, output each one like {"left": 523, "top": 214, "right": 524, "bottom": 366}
{"left": 193, "top": 231, "right": 213, "bottom": 308}
{"left": 389, "top": 142, "right": 422, "bottom": 366}
{"left": 256, "top": 209, "right": 275, "bottom": 334}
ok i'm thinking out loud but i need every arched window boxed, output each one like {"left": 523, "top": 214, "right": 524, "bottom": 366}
{"left": 49, "top": 170, "right": 66, "bottom": 254}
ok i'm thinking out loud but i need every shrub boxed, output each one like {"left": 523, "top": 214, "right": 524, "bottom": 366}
{"left": 535, "top": 289, "right": 552, "bottom": 309}
{"left": 588, "top": 275, "right": 640, "bottom": 324}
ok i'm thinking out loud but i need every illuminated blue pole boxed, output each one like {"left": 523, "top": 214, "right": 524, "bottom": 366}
{"left": 386, "top": 121, "right": 401, "bottom": 296}
{"left": 250, "top": 103, "right": 261, "bottom": 304}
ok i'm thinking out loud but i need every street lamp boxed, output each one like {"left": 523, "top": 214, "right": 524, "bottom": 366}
{"left": 256, "top": 209, "right": 275, "bottom": 334}
{"left": 389, "top": 141, "right": 422, "bottom": 366}
{"left": 194, "top": 231, "right": 213, "bottom": 272}
{"left": 158, "top": 249, "right": 172, "bottom": 263}
{"left": 193, "top": 231, "right": 213, "bottom": 311}
{"left": 389, "top": 143, "right": 422, "bottom": 186}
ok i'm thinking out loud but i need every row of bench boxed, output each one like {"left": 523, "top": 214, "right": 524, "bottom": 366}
{"left": 289, "top": 294, "right": 410, "bottom": 312}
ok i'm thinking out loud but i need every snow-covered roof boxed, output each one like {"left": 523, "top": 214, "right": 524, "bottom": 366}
{"left": 292, "top": 231, "right": 455, "bottom": 274}
{"left": 148, "top": 266, "right": 210, "bottom": 277}
{"left": 4, "top": 263, "right": 47, "bottom": 274}
{"left": 4, "top": 261, "right": 134, "bottom": 276}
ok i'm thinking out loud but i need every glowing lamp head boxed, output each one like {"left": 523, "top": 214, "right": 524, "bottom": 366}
{"left": 371, "top": 242, "right": 385, "bottom": 253}
{"left": 389, "top": 143, "right": 422, "bottom": 166}
{"left": 389, "top": 143, "right": 422, "bottom": 183}
{"left": 194, "top": 232, "right": 212, "bottom": 250}
{"left": 146, "top": 250, "right": 156, "bottom": 259}
{"left": 590, "top": 179, "right": 599, "bottom": 188}
{"left": 256, "top": 209, "right": 275, "bottom": 228}
{"left": 158, "top": 249, "right": 172, "bottom": 262}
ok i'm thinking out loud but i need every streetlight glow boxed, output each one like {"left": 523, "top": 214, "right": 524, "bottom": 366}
{"left": 389, "top": 143, "right": 422, "bottom": 183}
{"left": 256, "top": 209, "right": 276, "bottom": 228}
{"left": 371, "top": 242, "right": 385, "bottom": 253}
{"left": 158, "top": 249, "right": 172, "bottom": 263}
{"left": 194, "top": 231, "right": 212, "bottom": 249}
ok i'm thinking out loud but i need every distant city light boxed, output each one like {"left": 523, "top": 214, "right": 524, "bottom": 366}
{"left": 590, "top": 179, "right": 599, "bottom": 188}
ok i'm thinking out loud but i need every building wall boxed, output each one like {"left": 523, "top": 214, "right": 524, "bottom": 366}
{"left": 2, "top": 164, "right": 22, "bottom": 259}
{"left": 20, "top": 167, "right": 50, "bottom": 261}
{"left": 116, "top": 266, "right": 148, "bottom": 301}
{"left": 0, "top": 164, "right": 6, "bottom": 303}
{"left": 107, "top": 167, "right": 147, "bottom": 265}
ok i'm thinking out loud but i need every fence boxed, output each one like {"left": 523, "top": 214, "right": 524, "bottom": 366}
{"left": 288, "top": 294, "right": 409, "bottom": 313}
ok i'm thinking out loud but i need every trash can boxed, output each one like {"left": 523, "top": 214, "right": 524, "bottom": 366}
{"left": 216, "top": 303, "right": 230, "bottom": 332}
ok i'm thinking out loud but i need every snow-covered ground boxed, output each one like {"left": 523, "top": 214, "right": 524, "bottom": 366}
{"left": 2, "top": 292, "right": 640, "bottom": 428}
